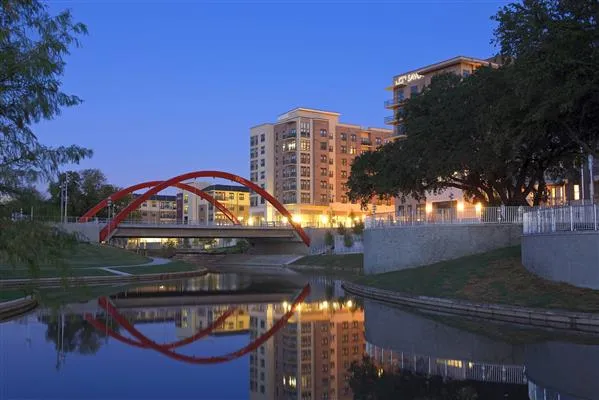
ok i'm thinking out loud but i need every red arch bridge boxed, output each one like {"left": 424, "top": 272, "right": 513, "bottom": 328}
{"left": 71, "top": 170, "right": 313, "bottom": 250}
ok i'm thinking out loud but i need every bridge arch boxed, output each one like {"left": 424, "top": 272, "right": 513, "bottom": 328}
{"left": 79, "top": 180, "right": 239, "bottom": 225}
{"left": 93, "top": 284, "right": 310, "bottom": 364}
{"left": 100, "top": 171, "right": 311, "bottom": 246}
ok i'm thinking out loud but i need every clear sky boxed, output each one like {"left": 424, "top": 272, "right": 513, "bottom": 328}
{"left": 38, "top": 0, "right": 510, "bottom": 189}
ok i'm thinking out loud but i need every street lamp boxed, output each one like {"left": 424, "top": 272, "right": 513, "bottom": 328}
{"left": 107, "top": 198, "right": 113, "bottom": 230}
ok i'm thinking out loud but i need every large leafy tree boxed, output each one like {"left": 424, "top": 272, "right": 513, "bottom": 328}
{"left": 493, "top": 0, "right": 599, "bottom": 158}
{"left": 47, "top": 169, "right": 131, "bottom": 219}
{"left": 0, "top": 0, "right": 91, "bottom": 273}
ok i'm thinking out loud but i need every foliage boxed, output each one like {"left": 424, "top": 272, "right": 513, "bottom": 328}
{"left": 493, "top": 0, "right": 599, "bottom": 159}
{"left": 235, "top": 239, "right": 251, "bottom": 253}
{"left": 337, "top": 223, "right": 347, "bottom": 236}
{"left": 348, "top": 0, "right": 598, "bottom": 206}
{"left": 42, "top": 314, "right": 113, "bottom": 357}
{"left": 352, "top": 221, "right": 365, "bottom": 236}
{"left": 324, "top": 230, "right": 334, "bottom": 248}
{"left": 0, "top": 0, "right": 91, "bottom": 198}
{"left": 47, "top": 169, "right": 132, "bottom": 219}
{"left": 0, "top": 1, "right": 90, "bottom": 277}
{"left": 161, "top": 239, "right": 177, "bottom": 258}
{"left": 343, "top": 232, "right": 354, "bottom": 248}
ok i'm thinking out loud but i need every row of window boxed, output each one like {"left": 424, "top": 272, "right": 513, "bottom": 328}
{"left": 250, "top": 133, "right": 266, "bottom": 147}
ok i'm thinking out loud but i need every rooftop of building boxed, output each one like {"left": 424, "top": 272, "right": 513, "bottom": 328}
{"left": 132, "top": 194, "right": 177, "bottom": 201}
{"left": 203, "top": 184, "right": 250, "bottom": 193}
{"left": 387, "top": 55, "right": 501, "bottom": 90}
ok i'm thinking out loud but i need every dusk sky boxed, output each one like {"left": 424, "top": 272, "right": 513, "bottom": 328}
{"left": 38, "top": 0, "right": 509, "bottom": 189}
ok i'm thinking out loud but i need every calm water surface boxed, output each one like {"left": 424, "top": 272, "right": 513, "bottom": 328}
{"left": 1, "top": 272, "right": 597, "bottom": 399}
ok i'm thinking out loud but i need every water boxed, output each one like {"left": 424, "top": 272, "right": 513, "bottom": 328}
{"left": 1, "top": 272, "right": 597, "bottom": 399}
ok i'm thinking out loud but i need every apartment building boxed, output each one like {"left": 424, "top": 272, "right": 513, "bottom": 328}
{"left": 175, "top": 305, "right": 250, "bottom": 339}
{"left": 133, "top": 194, "right": 178, "bottom": 223}
{"left": 250, "top": 108, "right": 395, "bottom": 226}
{"left": 249, "top": 301, "right": 365, "bottom": 400}
{"left": 385, "top": 56, "right": 501, "bottom": 217}
{"left": 177, "top": 183, "right": 250, "bottom": 224}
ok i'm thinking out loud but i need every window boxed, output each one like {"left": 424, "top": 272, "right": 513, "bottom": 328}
{"left": 343, "top": 348, "right": 349, "bottom": 356}
{"left": 352, "top": 321, "right": 359, "bottom": 328}
{"left": 320, "top": 129, "right": 328, "bottom": 137}
{"left": 574, "top": 184, "right": 581, "bottom": 200}
{"left": 321, "top": 168, "right": 327, "bottom": 176}
{"left": 320, "top": 154, "right": 327, "bottom": 163}
{"left": 239, "top": 194, "right": 245, "bottom": 200}
{"left": 350, "top": 134, "right": 356, "bottom": 142}
{"left": 341, "top": 158, "right": 347, "bottom": 166}
{"left": 349, "top": 146, "right": 356, "bottom": 155}
{"left": 353, "top": 333, "right": 359, "bottom": 342}
{"left": 343, "top": 322, "right": 349, "bottom": 329}
{"left": 375, "top": 137, "right": 382, "bottom": 146}
{"left": 260, "top": 146, "right": 265, "bottom": 154}
{"left": 260, "top": 320, "right": 265, "bottom": 328}
{"left": 301, "top": 180, "right": 310, "bottom": 190}
{"left": 301, "top": 193, "right": 311, "bottom": 203}
{"left": 342, "top": 334, "right": 348, "bottom": 343}
{"left": 260, "top": 133, "right": 265, "bottom": 142}
{"left": 260, "top": 358, "right": 265, "bottom": 367}
{"left": 300, "top": 140, "right": 310, "bottom": 151}
{"left": 320, "top": 141, "right": 328, "bottom": 150}
{"left": 260, "top": 159, "right": 265, "bottom": 167}
{"left": 260, "top": 171, "right": 265, "bottom": 180}
{"left": 340, "top": 133, "right": 347, "bottom": 141}
{"left": 340, "top": 170, "right": 347, "bottom": 178}
{"left": 341, "top": 195, "right": 348, "bottom": 204}
{"left": 320, "top": 180, "right": 328, "bottom": 189}
{"left": 300, "top": 153, "right": 310, "bottom": 164}
{"left": 322, "top": 364, "right": 329, "bottom": 373}
{"left": 261, "top": 372, "right": 265, "bottom": 381}
{"left": 329, "top": 146, "right": 333, "bottom": 153}
{"left": 340, "top": 145, "right": 347, "bottom": 154}
{"left": 322, "top": 350, "right": 329, "bottom": 359}
{"left": 410, "top": 85, "right": 419, "bottom": 95}
{"left": 260, "top": 385, "right": 265, "bottom": 394}
{"left": 300, "top": 166, "right": 310, "bottom": 177}
{"left": 463, "top": 69, "right": 471, "bottom": 77}
{"left": 320, "top": 193, "right": 327, "bottom": 202}
{"left": 322, "top": 337, "right": 329, "bottom": 345}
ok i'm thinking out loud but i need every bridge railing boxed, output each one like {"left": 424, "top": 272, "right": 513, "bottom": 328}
{"left": 365, "top": 206, "right": 539, "bottom": 229}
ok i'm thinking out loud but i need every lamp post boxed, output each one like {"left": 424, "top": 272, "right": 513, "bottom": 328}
{"left": 107, "top": 198, "right": 113, "bottom": 233}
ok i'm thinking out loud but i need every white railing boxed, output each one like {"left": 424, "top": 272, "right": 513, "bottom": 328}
{"left": 523, "top": 205, "right": 599, "bottom": 234}
{"left": 366, "top": 206, "right": 536, "bottom": 229}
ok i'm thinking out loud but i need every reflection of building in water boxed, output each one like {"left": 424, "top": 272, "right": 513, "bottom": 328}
{"left": 175, "top": 305, "right": 250, "bottom": 339}
{"left": 121, "top": 309, "right": 180, "bottom": 324}
{"left": 249, "top": 301, "right": 364, "bottom": 400}
{"left": 367, "top": 343, "right": 526, "bottom": 385}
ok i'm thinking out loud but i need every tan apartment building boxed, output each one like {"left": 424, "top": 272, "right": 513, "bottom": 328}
{"left": 177, "top": 183, "right": 250, "bottom": 224}
{"left": 249, "top": 301, "right": 365, "bottom": 400}
{"left": 250, "top": 108, "right": 395, "bottom": 227}
{"left": 133, "top": 194, "right": 178, "bottom": 223}
{"left": 385, "top": 56, "right": 501, "bottom": 218}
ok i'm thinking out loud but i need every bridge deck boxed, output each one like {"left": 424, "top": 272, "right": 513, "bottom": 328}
{"left": 111, "top": 223, "right": 299, "bottom": 239}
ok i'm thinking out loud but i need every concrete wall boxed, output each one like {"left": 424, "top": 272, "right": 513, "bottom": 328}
{"left": 364, "top": 224, "right": 522, "bottom": 274}
{"left": 59, "top": 222, "right": 101, "bottom": 242}
{"left": 522, "top": 232, "right": 599, "bottom": 289}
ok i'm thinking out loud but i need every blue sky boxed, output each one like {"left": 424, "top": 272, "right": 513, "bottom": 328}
{"left": 38, "top": 0, "right": 509, "bottom": 189}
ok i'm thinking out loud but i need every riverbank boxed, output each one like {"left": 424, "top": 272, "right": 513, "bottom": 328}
{"left": 353, "top": 246, "right": 599, "bottom": 313}
{"left": 0, "top": 243, "right": 150, "bottom": 279}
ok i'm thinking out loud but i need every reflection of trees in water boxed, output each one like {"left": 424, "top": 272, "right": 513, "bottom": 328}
{"left": 349, "top": 356, "right": 528, "bottom": 400}
{"left": 42, "top": 314, "right": 117, "bottom": 355}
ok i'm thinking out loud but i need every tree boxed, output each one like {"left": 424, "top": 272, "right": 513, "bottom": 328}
{"left": 48, "top": 169, "right": 132, "bottom": 218}
{"left": 324, "top": 230, "right": 334, "bottom": 248}
{"left": 349, "top": 67, "right": 576, "bottom": 206}
{"left": 0, "top": 1, "right": 90, "bottom": 276}
{"left": 337, "top": 223, "right": 347, "bottom": 235}
{"left": 352, "top": 221, "right": 365, "bottom": 236}
{"left": 343, "top": 232, "right": 354, "bottom": 248}
{"left": 493, "top": 0, "right": 599, "bottom": 159}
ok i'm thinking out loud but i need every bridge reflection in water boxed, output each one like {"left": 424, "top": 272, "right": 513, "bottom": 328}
{"left": 9, "top": 274, "right": 599, "bottom": 399}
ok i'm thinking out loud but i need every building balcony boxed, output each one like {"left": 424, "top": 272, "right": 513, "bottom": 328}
{"left": 384, "top": 116, "right": 399, "bottom": 125}
{"left": 282, "top": 132, "right": 297, "bottom": 139}
{"left": 384, "top": 98, "right": 406, "bottom": 109}
{"left": 360, "top": 138, "right": 372, "bottom": 146}
{"left": 391, "top": 125, "right": 407, "bottom": 139}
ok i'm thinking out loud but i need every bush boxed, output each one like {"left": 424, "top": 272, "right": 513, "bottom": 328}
{"left": 343, "top": 233, "right": 354, "bottom": 248}
{"left": 337, "top": 223, "right": 347, "bottom": 235}
{"left": 235, "top": 239, "right": 250, "bottom": 253}
{"left": 352, "top": 221, "right": 364, "bottom": 236}
{"left": 324, "top": 230, "right": 334, "bottom": 248}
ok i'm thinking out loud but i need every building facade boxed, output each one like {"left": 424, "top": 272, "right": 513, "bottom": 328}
{"left": 249, "top": 301, "right": 365, "bottom": 400}
{"left": 177, "top": 183, "right": 250, "bottom": 224}
{"left": 133, "top": 194, "right": 178, "bottom": 224}
{"left": 385, "top": 56, "right": 500, "bottom": 217}
{"left": 250, "top": 108, "right": 395, "bottom": 227}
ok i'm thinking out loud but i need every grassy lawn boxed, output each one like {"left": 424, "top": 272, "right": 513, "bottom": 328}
{"left": 0, "top": 267, "right": 116, "bottom": 279}
{"left": 292, "top": 254, "right": 363, "bottom": 271}
{"left": 354, "top": 246, "right": 599, "bottom": 312}
{"left": 111, "top": 261, "right": 199, "bottom": 275}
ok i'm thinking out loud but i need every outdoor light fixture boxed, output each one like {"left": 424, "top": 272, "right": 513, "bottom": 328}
{"left": 425, "top": 203, "right": 433, "bottom": 214}
{"left": 457, "top": 202, "right": 465, "bottom": 212}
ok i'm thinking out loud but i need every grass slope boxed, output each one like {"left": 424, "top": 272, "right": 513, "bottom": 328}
{"left": 111, "top": 261, "right": 198, "bottom": 275}
{"left": 292, "top": 254, "right": 363, "bottom": 270}
{"left": 355, "top": 246, "right": 599, "bottom": 312}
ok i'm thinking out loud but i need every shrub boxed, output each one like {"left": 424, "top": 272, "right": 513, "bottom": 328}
{"left": 352, "top": 221, "right": 365, "bottom": 236}
{"left": 324, "top": 230, "right": 334, "bottom": 248}
{"left": 337, "top": 223, "right": 347, "bottom": 236}
{"left": 343, "top": 233, "right": 354, "bottom": 248}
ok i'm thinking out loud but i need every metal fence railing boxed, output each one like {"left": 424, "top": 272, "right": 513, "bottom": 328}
{"left": 366, "top": 206, "right": 536, "bottom": 229}
{"left": 523, "top": 205, "right": 599, "bottom": 234}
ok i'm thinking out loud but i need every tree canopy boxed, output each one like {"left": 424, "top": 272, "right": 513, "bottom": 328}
{"left": 348, "top": 0, "right": 597, "bottom": 206}
{"left": 0, "top": 0, "right": 90, "bottom": 273}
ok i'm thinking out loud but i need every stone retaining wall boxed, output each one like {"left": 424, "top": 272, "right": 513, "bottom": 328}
{"left": 342, "top": 282, "right": 599, "bottom": 333}
{"left": 364, "top": 224, "right": 521, "bottom": 274}
{"left": 0, "top": 296, "right": 38, "bottom": 322}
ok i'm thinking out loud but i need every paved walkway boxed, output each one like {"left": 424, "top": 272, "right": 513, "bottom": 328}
{"left": 97, "top": 257, "right": 171, "bottom": 276}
